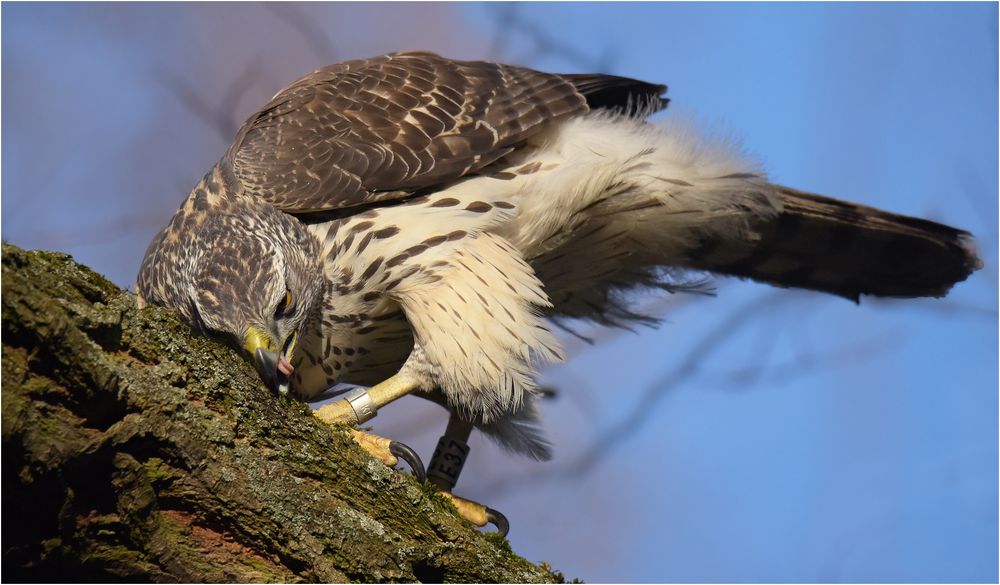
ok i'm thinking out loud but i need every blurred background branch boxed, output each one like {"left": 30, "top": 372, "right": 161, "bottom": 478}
{"left": 264, "top": 3, "right": 338, "bottom": 64}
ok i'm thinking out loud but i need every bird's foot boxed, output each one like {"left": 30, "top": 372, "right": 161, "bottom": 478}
{"left": 426, "top": 432, "right": 508, "bottom": 536}
{"left": 345, "top": 428, "right": 505, "bottom": 534}
{"left": 313, "top": 385, "right": 424, "bottom": 479}
{"left": 347, "top": 428, "right": 426, "bottom": 481}
{"left": 438, "top": 491, "right": 509, "bottom": 536}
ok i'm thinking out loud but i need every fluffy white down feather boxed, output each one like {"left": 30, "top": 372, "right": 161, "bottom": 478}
{"left": 297, "top": 112, "right": 784, "bottom": 455}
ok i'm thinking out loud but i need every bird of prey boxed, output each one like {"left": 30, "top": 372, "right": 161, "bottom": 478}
{"left": 137, "top": 51, "right": 980, "bottom": 534}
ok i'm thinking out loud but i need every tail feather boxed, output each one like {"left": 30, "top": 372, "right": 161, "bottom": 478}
{"left": 687, "top": 185, "right": 981, "bottom": 301}
{"left": 477, "top": 397, "right": 552, "bottom": 461}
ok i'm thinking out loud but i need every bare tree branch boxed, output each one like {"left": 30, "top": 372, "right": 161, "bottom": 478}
{"left": 561, "top": 291, "right": 795, "bottom": 476}
{"left": 155, "top": 66, "right": 235, "bottom": 143}
{"left": 487, "top": 3, "right": 518, "bottom": 61}
{"left": 263, "top": 3, "right": 337, "bottom": 64}
{"left": 154, "top": 52, "right": 264, "bottom": 144}
{"left": 22, "top": 207, "right": 175, "bottom": 250}
{"left": 217, "top": 56, "right": 265, "bottom": 131}
{"left": 493, "top": 7, "right": 615, "bottom": 72}
{"left": 473, "top": 291, "right": 848, "bottom": 499}
{"left": 709, "top": 330, "right": 897, "bottom": 390}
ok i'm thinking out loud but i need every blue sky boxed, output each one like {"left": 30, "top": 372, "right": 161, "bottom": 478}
{"left": 3, "top": 3, "right": 996, "bottom": 582}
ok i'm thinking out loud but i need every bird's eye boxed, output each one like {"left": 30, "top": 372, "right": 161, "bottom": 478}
{"left": 276, "top": 290, "right": 294, "bottom": 317}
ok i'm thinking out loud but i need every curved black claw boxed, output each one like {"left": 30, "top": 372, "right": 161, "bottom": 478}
{"left": 486, "top": 507, "right": 509, "bottom": 537}
{"left": 389, "top": 440, "right": 426, "bottom": 483}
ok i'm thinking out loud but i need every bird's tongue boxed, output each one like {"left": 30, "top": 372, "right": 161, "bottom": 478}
{"left": 277, "top": 355, "right": 295, "bottom": 376}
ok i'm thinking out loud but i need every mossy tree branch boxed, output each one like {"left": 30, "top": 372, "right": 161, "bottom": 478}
{"left": 1, "top": 245, "right": 566, "bottom": 583}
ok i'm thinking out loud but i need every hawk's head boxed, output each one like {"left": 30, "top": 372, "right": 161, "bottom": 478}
{"left": 162, "top": 198, "right": 324, "bottom": 394}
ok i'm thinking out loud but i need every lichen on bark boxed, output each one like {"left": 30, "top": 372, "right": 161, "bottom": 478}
{"left": 1, "top": 244, "right": 567, "bottom": 583}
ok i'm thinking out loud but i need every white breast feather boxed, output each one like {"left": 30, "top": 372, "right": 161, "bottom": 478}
{"left": 302, "top": 113, "right": 783, "bottom": 422}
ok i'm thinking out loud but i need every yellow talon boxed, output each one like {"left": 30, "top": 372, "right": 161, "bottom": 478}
{"left": 348, "top": 429, "right": 396, "bottom": 467}
{"left": 440, "top": 492, "right": 489, "bottom": 527}
{"left": 334, "top": 428, "right": 426, "bottom": 481}
{"left": 438, "top": 492, "right": 509, "bottom": 536}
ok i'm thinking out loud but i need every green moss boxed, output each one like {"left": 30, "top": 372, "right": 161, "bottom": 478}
{"left": 482, "top": 530, "right": 514, "bottom": 555}
{"left": 142, "top": 458, "right": 180, "bottom": 485}
{"left": 2, "top": 244, "right": 564, "bottom": 583}
{"left": 539, "top": 562, "right": 582, "bottom": 584}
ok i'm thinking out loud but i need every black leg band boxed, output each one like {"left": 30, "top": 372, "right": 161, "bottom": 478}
{"left": 427, "top": 435, "right": 470, "bottom": 491}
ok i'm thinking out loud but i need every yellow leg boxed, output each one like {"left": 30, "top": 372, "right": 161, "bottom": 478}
{"left": 314, "top": 373, "right": 421, "bottom": 425}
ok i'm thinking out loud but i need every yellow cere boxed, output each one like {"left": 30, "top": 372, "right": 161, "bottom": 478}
{"left": 244, "top": 326, "right": 278, "bottom": 354}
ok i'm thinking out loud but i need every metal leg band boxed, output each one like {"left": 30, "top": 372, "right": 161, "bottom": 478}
{"left": 427, "top": 435, "right": 470, "bottom": 491}
{"left": 344, "top": 387, "right": 377, "bottom": 423}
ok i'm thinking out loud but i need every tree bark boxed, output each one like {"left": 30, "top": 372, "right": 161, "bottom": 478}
{"left": 1, "top": 245, "right": 567, "bottom": 583}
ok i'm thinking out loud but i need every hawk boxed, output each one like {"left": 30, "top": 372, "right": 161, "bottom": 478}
{"left": 137, "top": 51, "right": 980, "bottom": 534}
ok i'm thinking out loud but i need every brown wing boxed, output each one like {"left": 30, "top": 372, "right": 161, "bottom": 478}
{"left": 558, "top": 73, "right": 669, "bottom": 115}
{"left": 226, "top": 51, "right": 590, "bottom": 213}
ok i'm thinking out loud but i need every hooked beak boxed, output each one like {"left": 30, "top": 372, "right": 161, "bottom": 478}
{"left": 244, "top": 326, "right": 298, "bottom": 395}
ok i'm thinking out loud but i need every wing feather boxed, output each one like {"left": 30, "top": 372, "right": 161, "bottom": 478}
{"left": 227, "top": 51, "right": 590, "bottom": 212}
